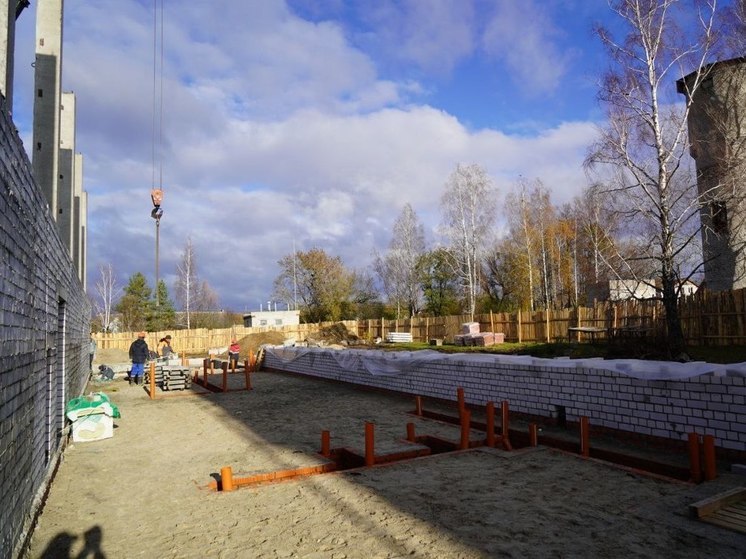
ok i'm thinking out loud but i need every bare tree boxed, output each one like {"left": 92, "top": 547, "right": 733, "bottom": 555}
{"left": 174, "top": 237, "right": 199, "bottom": 328}
{"left": 374, "top": 203, "right": 426, "bottom": 318}
{"left": 94, "top": 263, "right": 120, "bottom": 332}
{"left": 440, "top": 163, "right": 498, "bottom": 319}
{"left": 585, "top": 0, "right": 724, "bottom": 356}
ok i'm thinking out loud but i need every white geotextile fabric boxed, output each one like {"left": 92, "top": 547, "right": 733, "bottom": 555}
{"left": 265, "top": 346, "right": 746, "bottom": 381}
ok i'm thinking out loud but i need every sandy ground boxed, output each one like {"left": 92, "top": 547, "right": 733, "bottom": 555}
{"left": 25, "top": 361, "right": 746, "bottom": 559}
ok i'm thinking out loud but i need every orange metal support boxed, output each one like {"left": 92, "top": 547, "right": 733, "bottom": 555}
{"left": 221, "top": 466, "right": 234, "bottom": 491}
{"left": 406, "top": 422, "right": 416, "bottom": 442}
{"left": 203, "top": 358, "right": 209, "bottom": 386}
{"left": 580, "top": 416, "right": 590, "bottom": 455}
{"left": 529, "top": 423, "right": 538, "bottom": 447}
{"left": 580, "top": 416, "right": 590, "bottom": 457}
{"left": 688, "top": 432, "right": 702, "bottom": 483}
{"left": 249, "top": 350, "right": 256, "bottom": 371}
{"left": 149, "top": 361, "right": 156, "bottom": 399}
{"left": 460, "top": 408, "right": 471, "bottom": 450}
{"left": 415, "top": 396, "right": 423, "bottom": 416}
{"left": 486, "top": 402, "right": 495, "bottom": 447}
{"left": 703, "top": 434, "right": 717, "bottom": 481}
{"left": 321, "top": 430, "right": 330, "bottom": 457}
{"left": 244, "top": 359, "right": 252, "bottom": 391}
{"left": 365, "top": 422, "right": 375, "bottom": 467}
{"left": 221, "top": 362, "right": 228, "bottom": 392}
{"left": 501, "top": 401, "right": 512, "bottom": 450}
{"left": 457, "top": 387, "right": 465, "bottom": 415}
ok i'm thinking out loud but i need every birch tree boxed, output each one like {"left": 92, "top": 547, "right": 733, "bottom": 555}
{"left": 93, "top": 263, "right": 120, "bottom": 332}
{"left": 175, "top": 237, "right": 199, "bottom": 328}
{"left": 585, "top": 0, "right": 724, "bottom": 356}
{"left": 374, "top": 203, "right": 426, "bottom": 318}
{"left": 439, "top": 164, "right": 498, "bottom": 319}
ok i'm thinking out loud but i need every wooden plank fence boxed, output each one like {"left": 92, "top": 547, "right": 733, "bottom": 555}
{"left": 99, "top": 288, "right": 746, "bottom": 351}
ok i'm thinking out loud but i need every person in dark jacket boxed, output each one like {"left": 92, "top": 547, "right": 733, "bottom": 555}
{"left": 128, "top": 331, "right": 150, "bottom": 385}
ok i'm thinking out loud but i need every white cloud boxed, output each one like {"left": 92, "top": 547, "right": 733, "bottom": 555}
{"left": 482, "top": 1, "right": 571, "bottom": 95}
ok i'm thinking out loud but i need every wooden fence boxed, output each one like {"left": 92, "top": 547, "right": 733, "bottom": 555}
{"left": 98, "top": 289, "right": 746, "bottom": 352}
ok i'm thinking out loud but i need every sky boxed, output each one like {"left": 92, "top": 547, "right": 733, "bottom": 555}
{"left": 11, "top": 0, "right": 626, "bottom": 312}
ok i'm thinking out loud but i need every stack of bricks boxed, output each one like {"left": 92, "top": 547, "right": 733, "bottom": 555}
{"left": 454, "top": 322, "right": 505, "bottom": 346}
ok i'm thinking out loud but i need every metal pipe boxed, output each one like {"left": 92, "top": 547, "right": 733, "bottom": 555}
{"left": 365, "top": 422, "right": 375, "bottom": 466}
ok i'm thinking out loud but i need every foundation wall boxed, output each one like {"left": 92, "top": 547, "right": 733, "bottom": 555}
{"left": 264, "top": 349, "right": 746, "bottom": 454}
{"left": 0, "top": 95, "right": 91, "bottom": 558}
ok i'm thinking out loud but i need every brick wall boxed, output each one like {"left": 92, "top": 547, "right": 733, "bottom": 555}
{"left": 264, "top": 348, "right": 746, "bottom": 455}
{"left": 0, "top": 96, "right": 90, "bottom": 558}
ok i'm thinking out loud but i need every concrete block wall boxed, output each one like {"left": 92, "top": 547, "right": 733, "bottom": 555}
{"left": 0, "top": 96, "right": 90, "bottom": 558}
{"left": 264, "top": 348, "right": 746, "bottom": 455}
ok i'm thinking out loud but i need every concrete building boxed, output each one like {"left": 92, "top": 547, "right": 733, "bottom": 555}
{"left": 243, "top": 309, "right": 301, "bottom": 328}
{"left": 1, "top": 3, "right": 91, "bottom": 557}
{"left": 678, "top": 58, "right": 746, "bottom": 290}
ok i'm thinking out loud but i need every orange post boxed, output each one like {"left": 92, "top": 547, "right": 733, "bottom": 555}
{"left": 244, "top": 359, "right": 252, "bottom": 391}
{"left": 460, "top": 408, "right": 471, "bottom": 450}
{"left": 501, "top": 401, "right": 512, "bottom": 451}
{"left": 688, "top": 432, "right": 702, "bottom": 483}
{"left": 321, "top": 430, "right": 331, "bottom": 457}
{"left": 703, "top": 434, "right": 717, "bottom": 481}
{"left": 221, "top": 362, "right": 228, "bottom": 392}
{"left": 203, "top": 358, "right": 209, "bottom": 386}
{"left": 149, "top": 361, "right": 156, "bottom": 399}
{"left": 415, "top": 396, "right": 423, "bottom": 416}
{"left": 365, "top": 422, "right": 375, "bottom": 467}
{"left": 406, "top": 422, "right": 416, "bottom": 442}
{"left": 220, "top": 466, "right": 234, "bottom": 492}
{"left": 486, "top": 402, "right": 495, "bottom": 447}
{"left": 457, "top": 387, "right": 465, "bottom": 415}
{"left": 580, "top": 416, "right": 590, "bottom": 457}
{"left": 529, "top": 423, "right": 538, "bottom": 447}
{"left": 249, "top": 350, "right": 256, "bottom": 371}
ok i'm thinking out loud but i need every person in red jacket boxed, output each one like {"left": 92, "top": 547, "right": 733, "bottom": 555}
{"left": 228, "top": 339, "right": 240, "bottom": 368}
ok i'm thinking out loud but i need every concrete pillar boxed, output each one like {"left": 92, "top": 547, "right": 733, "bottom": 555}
{"left": 73, "top": 152, "right": 85, "bottom": 284}
{"left": 32, "top": 0, "right": 64, "bottom": 217}
{"left": 58, "top": 91, "right": 75, "bottom": 252}
{"left": 80, "top": 189, "right": 87, "bottom": 291}
{"left": 0, "top": 1, "right": 15, "bottom": 109}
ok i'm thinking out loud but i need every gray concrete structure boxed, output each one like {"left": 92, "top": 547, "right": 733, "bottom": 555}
{"left": 0, "top": 93, "right": 90, "bottom": 559}
{"left": 58, "top": 91, "right": 75, "bottom": 251}
{"left": 0, "top": 0, "right": 16, "bottom": 109}
{"left": 678, "top": 58, "right": 746, "bottom": 290}
{"left": 1, "top": 2, "right": 91, "bottom": 556}
{"left": 32, "top": 0, "right": 63, "bottom": 217}
{"left": 73, "top": 152, "right": 86, "bottom": 286}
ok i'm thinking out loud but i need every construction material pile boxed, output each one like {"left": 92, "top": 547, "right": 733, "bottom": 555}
{"left": 144, "top": 364, "right": 192, "bottom": 391}
{"left": 453, "top": 322, "right": 505, "bottom": 347}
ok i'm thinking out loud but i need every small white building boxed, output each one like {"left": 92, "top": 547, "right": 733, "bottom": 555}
{"left": 243, "top": 310, "right": 300, "bottom": 328}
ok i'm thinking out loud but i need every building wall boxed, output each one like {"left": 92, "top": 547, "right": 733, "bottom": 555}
{"left": 683, "top": 59, "right": 746, "bottom": 290}
{"left": 0, "top": 95, "right": 91, "bottom": 559}
{"left": 264, "top": 348, "right": 746, "bottom": 455}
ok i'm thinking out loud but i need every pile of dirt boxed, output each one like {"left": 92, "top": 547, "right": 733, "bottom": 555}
{"left": 307, "top": 322, "right": 362, "bottom": 346}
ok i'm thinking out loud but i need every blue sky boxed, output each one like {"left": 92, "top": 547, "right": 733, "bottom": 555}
{"left": 10, "top": 1, "right": 646, "bottom": 312}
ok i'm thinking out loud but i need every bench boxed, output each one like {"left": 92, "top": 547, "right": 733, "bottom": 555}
{"left": 568, "top": 326, "right": 606, "bottom": 343}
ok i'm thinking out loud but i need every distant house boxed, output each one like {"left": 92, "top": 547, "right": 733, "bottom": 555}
{"left": 587, "top": 279, "right": 698, "bottom": 302}
{"left": 243, "top": 310, "right": 300, "bottom": 328}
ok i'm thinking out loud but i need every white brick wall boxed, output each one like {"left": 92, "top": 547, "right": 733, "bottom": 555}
{"left": 264, "top": 348, "right": 746, "bottom": 452}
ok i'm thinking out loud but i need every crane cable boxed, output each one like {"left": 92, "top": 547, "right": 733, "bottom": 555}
{"left": 150, "top": 0, "right": 164, "bottom": 217}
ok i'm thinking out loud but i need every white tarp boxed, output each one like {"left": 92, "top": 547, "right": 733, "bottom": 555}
{"left": 265, "top": 346, "right": 745, "bottom": 381}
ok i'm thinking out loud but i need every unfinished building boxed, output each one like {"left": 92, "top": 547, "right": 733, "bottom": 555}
{"left": 0, "top": 2, "right": 91, "bottom": 557}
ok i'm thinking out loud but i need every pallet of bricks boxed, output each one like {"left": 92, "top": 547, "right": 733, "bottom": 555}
{"left": 453, "top": 322, "right": 505, "bottom": 347}
{"left": 144, "top": 363, "right": 192, "bottom": 391}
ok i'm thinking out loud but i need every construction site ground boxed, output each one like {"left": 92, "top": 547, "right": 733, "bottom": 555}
{"left": 25, "top": 361, "right": 746, "bottom": 559}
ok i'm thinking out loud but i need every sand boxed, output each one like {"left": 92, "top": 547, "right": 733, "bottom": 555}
{"left": 26, "top": 366, "right": 746, "bottom": 559}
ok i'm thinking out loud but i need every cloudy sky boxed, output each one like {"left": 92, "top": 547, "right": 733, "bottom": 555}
{"left": 12, "top": 0, "right": 619, "bottom": 312}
